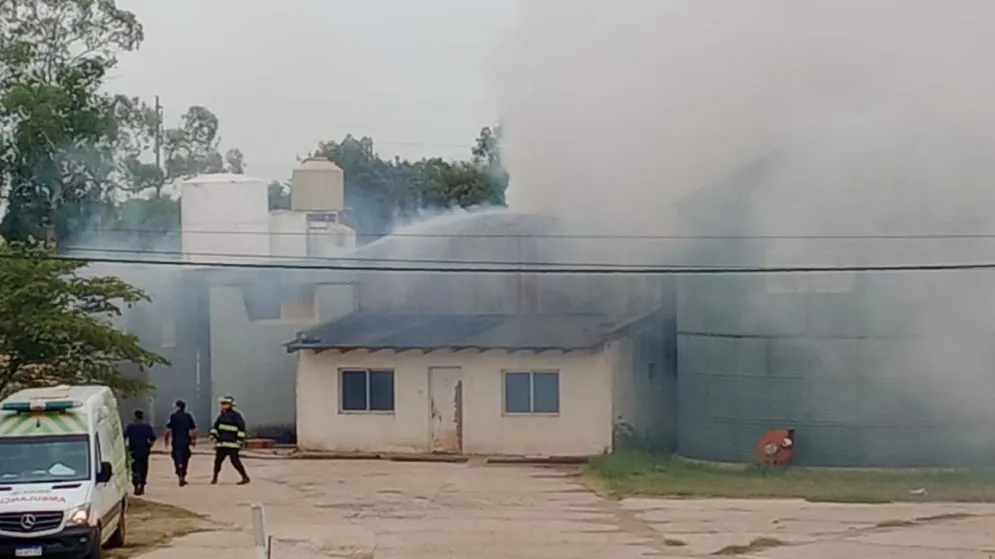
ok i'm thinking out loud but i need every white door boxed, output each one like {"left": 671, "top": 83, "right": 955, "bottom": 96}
{"left": 428, "top": 367, "right": 463, "bottom": 453}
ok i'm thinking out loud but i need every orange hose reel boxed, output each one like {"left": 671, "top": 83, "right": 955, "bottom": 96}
{"left": 755, "top": 428, "right": 796, "bottom": 466}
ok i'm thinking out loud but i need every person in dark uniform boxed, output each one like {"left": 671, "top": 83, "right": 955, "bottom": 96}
{"left": 123, "top": 409, "right": 156, "bottom": 495}
{"left": 209, "top": 395, "right": 250, "bottom": 485}
{"left": 164, "top": 399, "right": 197, "bottom": 486}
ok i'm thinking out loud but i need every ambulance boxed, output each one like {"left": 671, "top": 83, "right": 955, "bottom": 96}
{"left": 0, "top": 385, "right": 129, "bottom": 558}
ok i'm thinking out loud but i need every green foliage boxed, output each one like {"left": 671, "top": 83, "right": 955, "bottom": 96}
{"left": 98, "top": 196, "right": 180, "bottom": 250}
{"left": 162, "top": 106, "right": 221, "bottom": 180}
{"left": 0, "top": 0, "right": 145, "bottom": 245}
{"left": 268, "top": 180, "right": 290, "bottom": 211}
{"left": 0, "top": 242, "right": 168, "bottom": 398}
{"left": 0, "top": 0, "right": 143, "bottom": 84}
{"left": 111, "top": 104, "right": 242, "bottom": 234}
{"left": 587, "top": 452, "right": 995, "bottom": 503}
{"left": 311, "top": 127, "right": 509, "bottom": 236}
{"left": 162, "top": 105, "right": 243, "bottom": 184}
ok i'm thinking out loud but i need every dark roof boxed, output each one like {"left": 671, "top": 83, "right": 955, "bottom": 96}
{"left": 286, "top": 312, "right": 655, "bottom": 353}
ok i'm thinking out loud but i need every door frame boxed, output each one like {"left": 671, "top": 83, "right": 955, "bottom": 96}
{"left": 427, "top": 366, "right": 463, "bottom": 454}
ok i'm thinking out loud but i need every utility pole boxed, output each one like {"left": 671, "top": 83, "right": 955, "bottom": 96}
{"left": 153, "top": 95, "right": 163, "bottom": 197}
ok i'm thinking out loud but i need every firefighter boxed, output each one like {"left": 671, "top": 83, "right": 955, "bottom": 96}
{"left": 123, "top": 409, "right": 156, "bottom": 495}
{"left": 164, "top": 399, "right": 197, "bottom": 486}
{"left": 209, "top": 395, "right": 250, "bottom": 485}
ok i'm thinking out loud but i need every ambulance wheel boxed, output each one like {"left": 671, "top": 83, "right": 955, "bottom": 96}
{"left": 85, "top": 538, "right": 103, "bottom": 559}
{"left": 105, "top": 499, "right": 126, "bottom": 549}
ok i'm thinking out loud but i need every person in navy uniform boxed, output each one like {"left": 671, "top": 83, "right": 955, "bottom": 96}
{"left": 209, "top": 395, "right": 250, "bottom": 485}
{"left": 123, "top": 409, "right": 156, "bottom": 495}
{"left": 164, "top": 399, "right": 197, "bottom": 486}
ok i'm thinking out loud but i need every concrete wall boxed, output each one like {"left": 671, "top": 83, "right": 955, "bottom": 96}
{"left": 180, "top": 174, "right": 270, "bottom": 264}
{"left": 296, "top": 348, "right": 614, "bottom": 456}
{"left": 608, "top": 314, "right": 678, "bottom": 452}
{"left": 676, "top": 142, "right": 995, "bottom": 467}
{"left": 209, "top": 281, "right": 355, "bottom": 436}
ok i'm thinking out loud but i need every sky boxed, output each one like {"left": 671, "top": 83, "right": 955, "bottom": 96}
{"left": 112, "top": 0, "right": 519, "bottom": 183}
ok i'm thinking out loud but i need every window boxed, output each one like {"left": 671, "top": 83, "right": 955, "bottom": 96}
{"left": 0, "top": 435, "right": 91, "bottom": 484}
{"left": 340, "top": 369, "right": 395, "bottom": 412}
{"left": 242, "top": 284, "right": 281, "bottom": 320}
{"left": 242, "top": 283, "right": 316, "bottom": 321}
{"left": 503, "top": 371, "right": 559, "bottom": 414}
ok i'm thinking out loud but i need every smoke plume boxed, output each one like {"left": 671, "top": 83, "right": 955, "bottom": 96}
{"left": 488, "top": 0, "right": 995, "bottom": 466}
{"left": 492, "top": 0, "right": 995, "bottom": 235}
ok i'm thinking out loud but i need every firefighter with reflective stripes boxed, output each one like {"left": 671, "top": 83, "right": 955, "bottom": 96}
{"left": 209, "top": 395, "right": 250, "bottom": 485}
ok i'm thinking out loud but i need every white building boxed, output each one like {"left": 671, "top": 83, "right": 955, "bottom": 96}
{"left": 174, "top": 158, "right": 358, "bottom": 434}
{"left": 288, "top": 312, "right": 674, "bottom": 457}
{"left": 180, "top": 157, "right": 355, "bottom": 264}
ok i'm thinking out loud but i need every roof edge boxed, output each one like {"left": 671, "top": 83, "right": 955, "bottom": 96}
{"left": 284, "top": 310, "right": 667, "bottom": 354}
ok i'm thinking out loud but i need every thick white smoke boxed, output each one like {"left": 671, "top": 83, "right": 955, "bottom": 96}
{"left": 491, "top": 0, "right": 995, "bottom": 235}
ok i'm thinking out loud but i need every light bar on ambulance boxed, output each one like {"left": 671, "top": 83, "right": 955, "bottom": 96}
{"left": 1, "top": 399, "right": 82, "bottom": 412}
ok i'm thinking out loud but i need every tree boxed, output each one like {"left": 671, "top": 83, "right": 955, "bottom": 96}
{"left": 268, "top": 180, "right": 290, "bottom": 210}
{"left": 312, "top": 135, "right": 401, "bottom": 236}
{"left": 225, "top": 148, "right": 245, "bottom": 174}
{"left": 117, "top": 97, "right": 164, "bottom": 195}
{"left": 471, "top": 125, "right": 503, "bottom": 167}
{"left": 107, "top": 196, "right": 181, "bottom": 250}
{"left": 470, "top": 125, "right": 509, "bottom": 205}
{"left": 162, "top": 105, "right": 222, "bottom": 181}
{"left": 161, "top": 105, "right": 245, "bottom": 188}
{"left": 0, "top": 0, "right": 145, "bottom": 246}
{"left": 0, "top": 242, "right": 168, "bottom": 398}
{"left": 419, "top": 158, "right": 505, "bottom": 208}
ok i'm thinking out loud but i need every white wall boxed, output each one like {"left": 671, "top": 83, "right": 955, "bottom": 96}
{"left": 296, "top": 348, "right": 613, "bottom": 456}
{"left": 269, "top": 211, "right": 357, "bottom": 259}
{"left": 209, "top": 283, "right": 355, "bottom": 431}
{"left": 268, "top": 210, "right": 308, "bottom": 258}
{"left": 181, "top": 174, "right": 270, "bottom": 264}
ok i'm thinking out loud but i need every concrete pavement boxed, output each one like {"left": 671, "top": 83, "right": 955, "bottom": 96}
{"left": 134, "top": 455, "right": 995, "bottom": 558}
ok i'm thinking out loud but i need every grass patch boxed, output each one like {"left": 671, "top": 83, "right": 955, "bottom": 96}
{"left": 107, "top": 498, "right": 208, "bottom": 558}
{"left": 587, "top": 452, "right": 995, "bottom": 503}
{"left": 712, "top": 537, "right": 785, "bottom": 555}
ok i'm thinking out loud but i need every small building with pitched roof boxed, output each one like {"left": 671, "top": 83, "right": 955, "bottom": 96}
{"left": 287, "top": 310, "right": 673, "bottom": 457}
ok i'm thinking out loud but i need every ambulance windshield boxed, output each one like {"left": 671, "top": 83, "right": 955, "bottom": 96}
{"left": 0, "top": 435, "right": 91, "bottom": 484}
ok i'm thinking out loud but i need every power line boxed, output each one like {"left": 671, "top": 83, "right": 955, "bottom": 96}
{"left": 85, "top": 227, "right": 995, "bottom": 241}
{"left": 18, "top": 252, "right": 995, "bottom": 274}
{"left": 64, "top": 246, "right": 677, "bottom": 268}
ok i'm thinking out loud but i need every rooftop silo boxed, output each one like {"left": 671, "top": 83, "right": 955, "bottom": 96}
{"left": 676, "top": 119, "right": 995, "bottom": 467}
{"left": 291, "top": 156, "right": 344, "bottom": 212}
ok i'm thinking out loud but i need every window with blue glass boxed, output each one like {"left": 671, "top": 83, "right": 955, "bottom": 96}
{"left": 503, "top": 371, "right": 559, "bottom": 414}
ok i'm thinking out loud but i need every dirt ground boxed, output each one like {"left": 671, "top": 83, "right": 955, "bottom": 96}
{"left": 131, "top": 455, "right": 995, "bottom": 558}
{"left": 107, "top": 499, "right": 206, "bottom": 559}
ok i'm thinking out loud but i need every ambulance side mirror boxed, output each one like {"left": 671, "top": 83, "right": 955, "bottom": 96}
{"left": 96, "top": 461, "right": 112, "bottom": 483}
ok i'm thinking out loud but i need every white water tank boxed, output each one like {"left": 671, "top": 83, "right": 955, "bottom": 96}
{"left": 180, "top": 173, "right": 270, "bottom": 264}
{"left": 291, "top": 157, "right": 344, "bottom": 212}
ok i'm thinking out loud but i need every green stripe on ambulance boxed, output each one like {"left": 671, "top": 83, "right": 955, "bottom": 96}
{"left": 0, "top": 412, "right": 88, "bottom": 436}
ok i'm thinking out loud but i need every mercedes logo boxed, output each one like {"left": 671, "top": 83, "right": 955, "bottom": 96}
{"left": 20, "top": 514, "right": 36, "bottom": 530}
